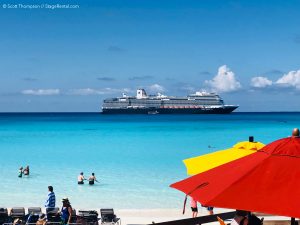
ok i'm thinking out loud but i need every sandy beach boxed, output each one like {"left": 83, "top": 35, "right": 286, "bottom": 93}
{"left": 116, "top": 208, "right": 292, "bottom": 225}
{"left": 118, "top": 208, "right": 230, "bottom": 224}
{"left": 4, "top": 207, "right": 293, "bottom": 225}
{"left": 117, "top": 208, "right": 191, "bottom": 225}
{"left": 5, "top": 207, "right": 229, "bottom": 225}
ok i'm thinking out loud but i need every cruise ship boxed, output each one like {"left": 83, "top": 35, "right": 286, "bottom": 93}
{"left": 101, "top": 89, "right": 238, "bottom": 114}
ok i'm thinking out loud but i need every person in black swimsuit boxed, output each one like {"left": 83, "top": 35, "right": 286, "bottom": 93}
{"left": 88, "top": 173, "right": 98, "bottom": 185}
{"left": 77, "top": 172, "right": 86, "bottom": 184}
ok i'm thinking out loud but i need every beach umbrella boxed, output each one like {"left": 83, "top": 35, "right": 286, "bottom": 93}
{"left": 183, "top": 138, "right": 265, "bottom": 175}
{"left": 170, "top": 136, "right": 300, "bottom": 218}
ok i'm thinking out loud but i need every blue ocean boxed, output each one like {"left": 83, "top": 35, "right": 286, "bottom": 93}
{"left": 0, "top": 113, "right": 299, "bottom": 210}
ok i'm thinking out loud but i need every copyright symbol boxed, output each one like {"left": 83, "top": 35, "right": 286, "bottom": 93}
{"left": 3, "top": 4, "right": 7, "bottom": 8}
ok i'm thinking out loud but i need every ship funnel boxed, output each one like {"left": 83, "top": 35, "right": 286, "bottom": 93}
{"left": 136, "top": 89, "right": 147, "bottom": 99}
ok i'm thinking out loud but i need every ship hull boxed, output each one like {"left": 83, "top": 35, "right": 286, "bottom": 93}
{"left": 101, "top": 106, "right": 238, "bottom": 114}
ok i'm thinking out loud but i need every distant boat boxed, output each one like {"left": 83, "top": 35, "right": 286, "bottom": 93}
{"left": 101, "top": 89, "right": 238, "bottom": 114}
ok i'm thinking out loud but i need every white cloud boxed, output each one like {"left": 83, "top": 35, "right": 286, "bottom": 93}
{"left": 68, "top": 88, "right": 105, "bottom": 95}
{"left": 205, "top": 65, "right": 241, "bottom": 93}
{"left": 276, "top": 70, "right": 300, "bottom": 89}
{"left": 148, "top": 84, "right": 165, "bottom": 93}
{"left": 67, "top": 88, "right": 132, "bottom": 95}
{"left": 251, "top": 77, "right": 273, "bottom": 88}
{"left": 179, "top": 85, "right": 195, "bottom": 92}
{"left": 21, "top": 89, "right": 60, "bottom": 95}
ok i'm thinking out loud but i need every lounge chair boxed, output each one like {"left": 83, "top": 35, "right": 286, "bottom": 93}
{"left": 46, "top": 207, "right": 60, "bottom": 223}
{"left": 46, "top": 207, "right": 59, "bottom": 214}
{"left": 77, "top": 210, "right": 99, "bottom": 225}
{"left": 0, "top": 208, "right": 9, "bottom": 224}
{"left": 100, "top": 208, "right": 120, "bottom": 225}
{"left": 10, "top": 207, "right": 25, "bottom": 220}
{"left": 27, "top": 207, "right": 41, "bottom": 215}
{"left": 26, "top": 208, "right": 41, "bottom": 224}
{"left": 71, "top": 209, "right": 77, "bottom": 223}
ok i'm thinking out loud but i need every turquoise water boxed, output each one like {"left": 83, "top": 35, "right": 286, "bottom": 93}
{"left": 0, "top": 113, "right": 299, "bottom": 210}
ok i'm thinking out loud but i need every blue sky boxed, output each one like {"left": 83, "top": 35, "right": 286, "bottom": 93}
{"left": 0, "top": 0, "right": 300, "bottom": 112}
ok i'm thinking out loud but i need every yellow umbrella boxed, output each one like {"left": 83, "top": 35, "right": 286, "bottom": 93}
{"left": 183, "top": 140, "right": 265, "bottom": 175}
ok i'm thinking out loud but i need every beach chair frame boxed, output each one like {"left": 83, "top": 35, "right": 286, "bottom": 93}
{"left": 10, "top": 207, "right": 25, "bottom": 221}
{"left": 0, "top": 208, "right": 9, "bottom": 225}
{"left": 27, "top": 208, "right": 41, "bottom": 215}
{"left": 100, "top": 209, "right": 120, "bottom": 225}
{"left": 77, "top": 210, "right": 99, "bottom": 225}
{"left": 46, "top": 208, "right": 60, "bottom": 223}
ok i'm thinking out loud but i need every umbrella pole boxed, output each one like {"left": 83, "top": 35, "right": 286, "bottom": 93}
{"left": 291, "top": 217, "right": 295, "bottom": 225}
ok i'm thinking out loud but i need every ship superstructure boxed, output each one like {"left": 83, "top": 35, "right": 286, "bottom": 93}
{"left": 102, "top": 89, "right": 238, "bottom": 114}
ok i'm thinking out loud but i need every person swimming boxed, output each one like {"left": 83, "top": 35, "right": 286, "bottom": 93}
{"left": 88, "top": 173, "right": 98, "bottom": 185}
{"left": 77, "top": 172, "right": 86, "bottom": 184}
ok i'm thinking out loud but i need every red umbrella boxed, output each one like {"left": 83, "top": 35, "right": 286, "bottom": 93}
{"left": 170, "top": 136, "right": 300, "bottom": 218}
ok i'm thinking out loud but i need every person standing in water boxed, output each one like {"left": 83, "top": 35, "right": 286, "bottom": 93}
{"left": 18, "top": 167, "right": 23, "bottom": 178}
{"left": 88, "top": 173, "right": 98, "bottom": 185}
{"left": 77, "top": 172, "right": 86, "bottom": 184}
{"left": 23, "top": 166, "right": 30, "bottom": 176}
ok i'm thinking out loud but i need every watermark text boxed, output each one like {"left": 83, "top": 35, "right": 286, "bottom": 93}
{"left": 2, "top": 3, "right": 80, "bottom": 10}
